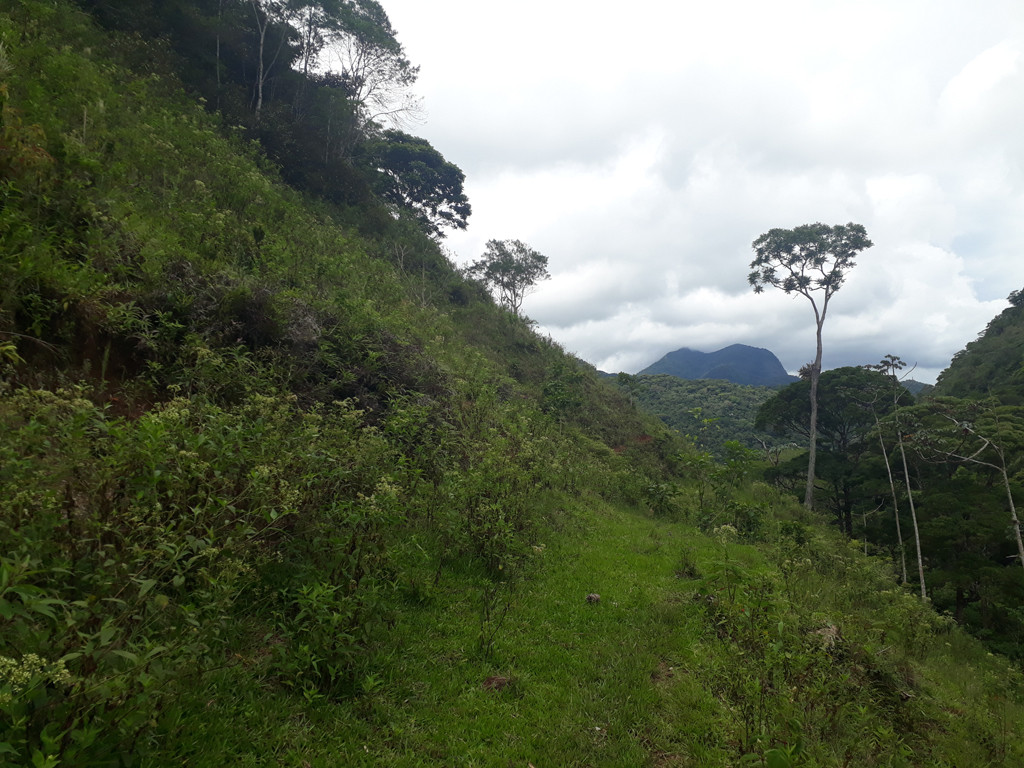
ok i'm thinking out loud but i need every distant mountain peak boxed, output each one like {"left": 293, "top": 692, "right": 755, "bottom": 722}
{"left": 639, "top": 344, "right": 797, "bottom": 387}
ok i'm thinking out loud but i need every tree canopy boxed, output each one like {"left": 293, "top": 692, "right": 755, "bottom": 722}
{"left": 748, "top": 221, "right": 872, "bottom": 331}
{"left": 77, "top": 0, "right": 461, "bottom": 239}
{"left": 756, "top": 366, "right": 912, "bottom": 452}
{"left": 466, "top": 239, "right": 550, "bottom": 317}
{"left": 360, "top": 130, "right": 470, "bottom": 237}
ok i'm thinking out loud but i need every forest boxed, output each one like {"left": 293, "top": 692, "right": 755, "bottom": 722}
{"left": 623, "top": 314, "right": 1024, "bottom": 662}
{"left": 1, "top": 0, "right": 1023, "bottom": 765}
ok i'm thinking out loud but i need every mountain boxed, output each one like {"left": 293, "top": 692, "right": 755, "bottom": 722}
{"left": 640, "top": 343, "right": 798, "bottom": 387}
{"left": 902, "top": 378, "right": 933, "bottom": 396}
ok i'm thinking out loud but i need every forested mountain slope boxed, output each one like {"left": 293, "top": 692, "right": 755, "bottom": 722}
{"left": 935, "top": 290, "right": 1024, "bottom": 402}
{"left": 617, "top": 374, "right": 777, "bottom": 455}
{"left": 1, "top": 2, "right": 1022, "bottom": 765}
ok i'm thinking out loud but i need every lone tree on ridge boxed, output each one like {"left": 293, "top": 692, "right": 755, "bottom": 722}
{"left": 467, "top": 239, "right": 550, "bottom": 318}
{"left": 748, "top": 222, "right": 873, "bottom": 509}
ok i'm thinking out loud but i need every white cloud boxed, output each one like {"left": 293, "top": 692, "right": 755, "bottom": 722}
{"left": 939, "top": 41, "right": 1021, "bottom": 119}
{"left": 384, "top": 0, "right": 1024, "bottom": 383}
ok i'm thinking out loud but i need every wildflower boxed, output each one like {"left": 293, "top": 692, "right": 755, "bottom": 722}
{"left": 0, "top": 653, "right": 75, "bottom": 705}
{"left": 713, "top": 524, "right": 739, "bottom": 542}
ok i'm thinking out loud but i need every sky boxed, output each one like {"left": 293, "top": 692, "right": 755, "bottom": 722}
{"left": 381, "top": 0, "right": 1024, "bottom": 383}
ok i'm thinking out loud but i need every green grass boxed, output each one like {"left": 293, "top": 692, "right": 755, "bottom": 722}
{"left": 149, "top": 492, "right": 1024, "bottom": 767}
{"left": 155, "top": 497, "right": 712, "bottom": 766}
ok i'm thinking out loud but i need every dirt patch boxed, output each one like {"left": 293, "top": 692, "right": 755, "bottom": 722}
{"left": 650, "top": 659, "right": 676, "bottom": 684}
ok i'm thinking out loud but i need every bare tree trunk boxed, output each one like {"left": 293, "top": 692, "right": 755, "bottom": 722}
{"left": 876, "top": 428, "right": 908, "bottom": 584}
{"left": 896, "top": 432, "right": 927, "bottom": 599}
{"left": 804, "top": 319, "right": 823, "bottom": 509}
{"left": 249, "top": 0, "right": 292, "bottom": 125}
{"left": 250, "top": 0, "right": 267, "bottom": 123}
{"left": 995, "top": 452, "right": 1024, "bottom": 568}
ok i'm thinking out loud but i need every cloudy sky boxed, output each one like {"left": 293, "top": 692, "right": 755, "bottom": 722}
{"left": 383, "top": 0, "right": 1024, "bottom": 383}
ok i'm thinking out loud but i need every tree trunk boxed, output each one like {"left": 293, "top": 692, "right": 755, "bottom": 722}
{"left": 804, "top": 320, "right": 823, "bottom": 509}
{"left": 249, "top": 0, "right": 290, "bottom": 126}
{"left": 251, "top": 1, "right": 267, "bottom": 123}
{"left": 877, "top": 428, "right": 908, "bottom": 584}
{"left": 997, "top": 462, "right": 1024, "bottom": 568}
{"left": 897, "top": 433, "right": 927, "bottom": 599}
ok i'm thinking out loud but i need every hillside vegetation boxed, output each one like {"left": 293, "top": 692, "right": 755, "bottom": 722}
{"left": 746, "top": 351, "right": 1024, "bottom": 661}
{"left": 617, "top": 374, "right": 778, "bottom": 456}
{"left": 1, "top": 2, "right": 1023, "bottom": 766}
{"left": 935, "top": 292, "right": 1024, "bottom": 403}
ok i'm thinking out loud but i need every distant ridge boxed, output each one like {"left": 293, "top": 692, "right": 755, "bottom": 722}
{"left": 639, "top": 344, "right": 798, "bottom": 387}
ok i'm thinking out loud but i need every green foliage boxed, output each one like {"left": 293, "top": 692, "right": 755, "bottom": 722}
{"left": 541, "top": 357, "right": 585, "bottom": 419}
{"left": 360, "top": 129, "right": 471, "bottom": 237}
{"left": 757, "top": 366, "right": 914, "bottom": 535}
{"left": 935, "top": 291, "right": 1024, "bottom": 403}
{"left": 465, "top": 238, "right": 550, "bottom": 318}
{"left": 77, "top": 0, "right": 458, "bottom": 239}
{"left": 756, "top": 367, "right": 911, "bottom": 447}
{"left": 3, "top": 3, "right": 1024, "bottom": 765}
{"left": 749, "top": 222, "right": 872, "bottom": 299}
{"left": 621, "top": 374, "right": 778, "bottom": 455}
{"left": 0, "top": 387, "right": 316, "bottom": 762}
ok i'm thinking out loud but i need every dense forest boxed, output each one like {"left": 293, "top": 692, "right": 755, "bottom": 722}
{"left": 615, "top": 374, "right": 778, "bottom": 456}
{"left": 627, "top": 351, "right": 1024, "bottom": 661}
{"left": 1, "top": 1, "right": 1023, "bottom": 765}
{"left": 752, "top": 348, "right": 1024, "bottom": 659}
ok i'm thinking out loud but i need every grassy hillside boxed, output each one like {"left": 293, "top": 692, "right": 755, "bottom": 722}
{"left": 1, "top": 2, "right": 1023, "bottom": 765}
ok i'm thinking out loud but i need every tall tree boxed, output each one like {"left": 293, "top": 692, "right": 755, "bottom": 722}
{"left": 327, "top": 0, "right": 420, "bottom": 147}
{"left": 749, "top": 222, "right": 872, "bottom": 509}
{"left": 248, "top": 0, "right": 299, "bottom": 124}
{"left": 866, "top": 355, "right": 925, "bottom": 597}
{"left": 360, "top": 130, "right": 471, "bottom": 238}
{"left": 865, "top": 379, "right": 909, "bottom": 585}
{"left": 755, "top": 366, "right": 899, "bottom": 534}
{"left": 466, "top": 240, "right": 550, "bottom": 318}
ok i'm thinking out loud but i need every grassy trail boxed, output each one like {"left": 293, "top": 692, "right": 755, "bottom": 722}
{"left": 162, "top": 499, "right": 725, "bottom": 767}
{"left": 328, "top": 500, "right": 707, "bottom": 767}
{"left": 161, "top": 492, "right": 1024, "bottom": 768}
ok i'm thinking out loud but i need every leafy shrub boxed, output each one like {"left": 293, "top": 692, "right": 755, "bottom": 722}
{"left": 0, "top": 385, "right": 412, "bottom": 760}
